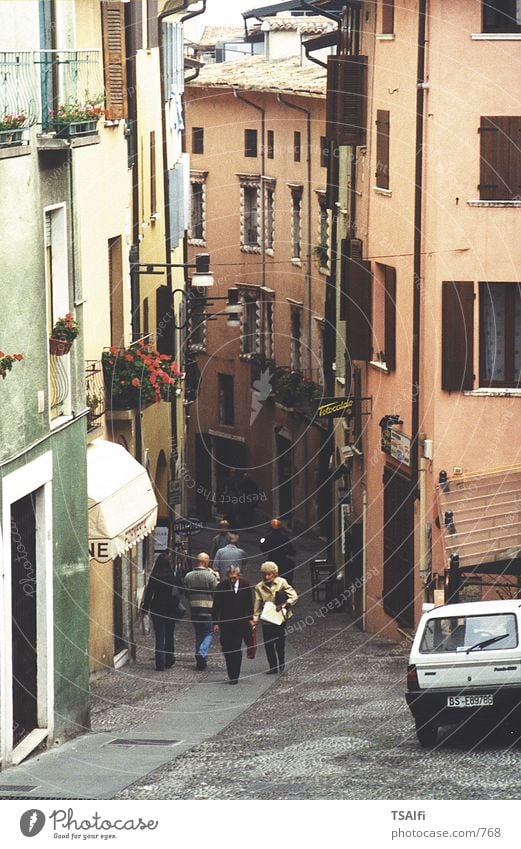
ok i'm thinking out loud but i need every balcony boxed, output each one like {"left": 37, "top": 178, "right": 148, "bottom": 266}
{"left": 85, "top": 360, "right": 105, "bottom": 432}
{"left": 34, "top": 49, "right": 104, "bottom": 146}
{"left": 0, "top": 52, "right": 38, "bottom": 154}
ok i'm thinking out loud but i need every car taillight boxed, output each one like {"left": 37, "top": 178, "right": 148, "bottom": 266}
{"left": 407, "top": 664, "right": 419, "bottom": 690}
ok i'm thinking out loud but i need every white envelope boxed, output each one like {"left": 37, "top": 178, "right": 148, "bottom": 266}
{"left": 260, "top": 600, "right": 286, "bottom": 626}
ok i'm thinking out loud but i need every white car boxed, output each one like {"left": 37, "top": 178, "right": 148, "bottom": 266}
{"left": 406, "top": 599, "right": 521, "bottom": 747}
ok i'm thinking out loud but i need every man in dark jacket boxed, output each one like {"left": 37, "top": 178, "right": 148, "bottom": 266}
{"left": 212, "top": 566, "right": 254, "bottom": 684}
{"left": 260, "top": 519, "right": 296, "bottom": 587}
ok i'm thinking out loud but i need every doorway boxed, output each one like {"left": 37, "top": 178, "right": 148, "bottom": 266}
{"left": 11, "top": 494, "right": 38, "bottom": 748}
{"left": 382, "top": 466, "right": 415, "bottom": 628}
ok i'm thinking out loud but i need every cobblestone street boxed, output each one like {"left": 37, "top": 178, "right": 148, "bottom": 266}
{"left": 100, "top": 528, "right": 521, "bottom": 801}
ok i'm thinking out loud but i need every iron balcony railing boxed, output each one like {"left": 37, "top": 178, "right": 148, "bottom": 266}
{"left": 33, "top": 49, "right": 104, "bottom": 131}
{"left": 50, "top": 354, "right": 70, "bottom": 421}
{"left": 85, "top": 360, "right": 105, "bottom": 432}
{"left": 0, "top": 52, "right": 38, "bottom": 128}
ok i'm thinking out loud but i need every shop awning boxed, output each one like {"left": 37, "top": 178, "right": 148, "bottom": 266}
{"left": 437, "top": 466, "right": 521, "bottom": 575}
{"left": 88, "top": 439, "right": 158, "bottom": 564}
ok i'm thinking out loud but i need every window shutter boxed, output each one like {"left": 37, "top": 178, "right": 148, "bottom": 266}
{"left": 339, "top": 238, "right": 349, "bottom": 321}
{"left": 384, "top": 265, "right": 396, "bottom": 371}
{"left": 156, "top": 286, "right": 175, "bottom": 357}
{"left": 376, "top": 110, "right": 390, "bottom": 189}
{"left": 147, "top": 0, "right": 159, "bottom": 49}
{"left": 346, "top": 245, "right": 372, "bottom": 361}
{"left": 327, "top": 55, "right": 367, "bottom": 147}
{"left": 382, "top": 0, "right": 395, "bottom": 34}
{"left": 508, "top": 116, "right": 521, "bottom": 198}
{"left": 101, "top": 1, "right": 128, "bottom": 120}
{"left": 442, "top": 282, "right": 474, "bottom": 391}
{"left": 478, "top": 116, "right": 511, "bottom": 199}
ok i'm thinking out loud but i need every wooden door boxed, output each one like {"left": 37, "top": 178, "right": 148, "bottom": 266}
{"left": 383, "top": 467, "right": 415, "bottom": 628}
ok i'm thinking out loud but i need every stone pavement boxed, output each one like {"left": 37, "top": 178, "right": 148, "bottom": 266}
{"left": 0, "top": 524, "right": 326, "bottom": 799}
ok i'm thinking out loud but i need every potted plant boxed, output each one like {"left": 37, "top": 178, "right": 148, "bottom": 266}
{"left": 49, "top": 313, "right": 80, "bottom": 356}
{"left": 272, "top": 368, "right": 321, "bottom": 410}
{"left": 0, "top": 351, "right": 24, "bottom": 379}
{"left": 49, "top": 100, "right": 105, "bottom": 138}
{"left": 102, "top": 342, "right": 185, "bottom": 410}
{"left": 0, "top": 113, "right": 26, "bottom": 147}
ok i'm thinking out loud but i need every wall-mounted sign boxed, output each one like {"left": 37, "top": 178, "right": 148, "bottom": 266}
{"left": 316, "top": 397, "right": 354, "bottom": 419}
{"left": 154, "top": 524, "right": 169, "bottom": 552}
{"left": 173, "top": 517, "right": 204, "bottom": 536}
{"left": 168, "top": 479, "right": 182, "bottom": 507}
{"left": 390, "top": 429, "right": 411, "bottom": 466}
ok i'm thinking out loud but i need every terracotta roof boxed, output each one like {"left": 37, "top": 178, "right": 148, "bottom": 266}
{"left": 198, "top": 26, "right": 248, "bottom": 47}
{"left": 260, "top": 15, "right": 337, "bottom": 34}
{"left": 187, "top": 55, "right": 326, "bottom": 97}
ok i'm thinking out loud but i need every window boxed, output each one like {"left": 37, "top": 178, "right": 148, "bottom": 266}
{"left": 373, "top": 264, "right": 396, "bottom": 371}
{"left": 290, "top": 306, "right": 302, "bottom": 372}
{"left": 479, "top": 116, "right": 521, "bottom": 200}
{"left": 340, "top": 238, "right": 373, "bottom": 361}
{"left": 150, "top": 131, "right": 157, "bottom": 217}
{"left": 480, "top": 283, "right": 521, "bottom": 387}
{"left": 320, "top": 136, "right": 329, "bottom": 169}
{"left": 240, "top": 179, "right": 260, "bottom": 250}
{"left": 45, "top": 205, "right": 72, "bottom": 421}
{"left": 267, "top": 129, "right": 274, "bottom": 159}
{"left": 192, "top": 126, "right": 204, "bottom": 154}
{"left": 294, "top": 131, "right": 301, "bottom": 162}
{"left": 101, "top": 0, "right": 128, "bottom": 120}
{"left": 317, "top": 193, "right": 329, "bottom": 270}
{"left": 376, "top": 110, "right": 390, "bottom": 190}
{"left": 108, "top": 236, "right": 124, "bottom": 348}
{"left": 245, "top": 129, "right": 258, "bottom": 157}
{"left": 291, "top": 187, "right": 302, "bottom": 260}
{"left": 218, "top": 374, "right": 234, "bottom": 426}
{"left": 241, "top": 290, "right": 259, "bottom": 355}
{"left": 483, "top": 0, "right": 521, "bottom": 32}
{"left": 260, "top": 294, "right": 274, "bottom": 360}
{"left": 265, "top": 185, "right": 275, "bottom": 252}
{"left": 381, "top": 0, "right": 395, "bottom": 33}
{"left": 189, "top": 179, "right": 206, "bottom": 244}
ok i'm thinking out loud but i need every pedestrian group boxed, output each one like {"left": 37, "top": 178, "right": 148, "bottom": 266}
{"left": 140, "top": 519, "right": 298, "bottom": 683}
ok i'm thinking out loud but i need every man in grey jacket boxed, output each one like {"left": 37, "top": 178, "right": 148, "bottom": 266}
{"left": 212, "top": 533, "right": 247, "bottom": 580}
{"left": 183, "top": 552, "right": 219, "bottom": 670}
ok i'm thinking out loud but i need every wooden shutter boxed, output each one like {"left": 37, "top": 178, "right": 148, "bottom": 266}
{"left": 326, "top": 55, "right": 367, "bottom": 147}
{"left": 147, "top": 0, "right": 159, "bottom": 49}
{"left": 508, "top": 116, "right": 521, "bottom": 197}
{"left": 376, "top": 110, "right": 390, "bottom": 189}
{"left": 101, "top": 1, "right": 128, "bottom": 120}
{"left": 156, "top": 285, "right": 175, "bottom": 357}
{"left": 382, "top": 0, "right": 395, "bottom": 34}
{"left": 441, "top": 282, "right": 474, "bottom": 391}
{"left": 384, "top": 265, "right": 396, "bottom": 371}
{"left": 478, "top": 117, "right": 511, "bottom": 200}
{"left": 346, "top": 245, "right": 372, "bottom": 361}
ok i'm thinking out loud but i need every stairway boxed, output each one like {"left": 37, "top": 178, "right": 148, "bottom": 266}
{"left": 436, "top": 467, "right": 521, "bottom": 570}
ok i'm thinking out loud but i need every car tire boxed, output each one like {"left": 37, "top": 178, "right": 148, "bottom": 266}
{"left": 415, "top": 719, "right": 438, "bottom": 748}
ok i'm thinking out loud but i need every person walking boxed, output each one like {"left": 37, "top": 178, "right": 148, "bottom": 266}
{"left": 212, "top": 565, "right": 254, "bottom": 684}
{"left": 183, "top": 552, "right": 219, "bottom": 670}
{"left": 253, "top": 561, "right": 298, "bottom": 675}
{"left": 212, "top": 532, "right": 247, "bottom": 579}
{"left": 141, "top": 554, "right": 183, "bottom": 671}
{"left": 210, "top": 519, "right": 230, "bottom": 561}
{"left": 259, "top": 519, "right": 297, "bottom": 586}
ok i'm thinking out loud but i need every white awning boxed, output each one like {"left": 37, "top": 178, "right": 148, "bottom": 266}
{"left": 88, "top": 439, "right": 158, "bottom": 564}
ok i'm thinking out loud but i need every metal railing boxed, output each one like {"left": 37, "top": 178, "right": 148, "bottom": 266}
{"left": 85, "top": 360, "right": 105, "bottom": 432}
{"left": 33, "top": 49, "right": 103, "bottom": 130}
{"left": 0, "top": 52, "right": 38, "bottom": 127}
{"left": 50, "top": 354, "right": 70, "bottom": 420}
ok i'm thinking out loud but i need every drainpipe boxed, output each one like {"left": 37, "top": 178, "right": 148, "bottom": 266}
{"left": 233, "top": 90, "right": 266, "bottom": 289}
{"left": 412, "top": 0, "right": 427, "bottom": 493}
{"left": 362, "top": 487, "right": 367, "bottom": 631}
{"left": 419, "top": 441, "right": 429, "bottom": 602}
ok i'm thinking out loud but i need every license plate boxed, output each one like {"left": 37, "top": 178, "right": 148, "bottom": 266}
{"left": 447, "top": 694, "right": 494, "bottom": 708}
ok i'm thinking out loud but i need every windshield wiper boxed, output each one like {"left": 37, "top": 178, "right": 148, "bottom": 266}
{"left": 465, "top": 634, "right": 510, "bottom": 654}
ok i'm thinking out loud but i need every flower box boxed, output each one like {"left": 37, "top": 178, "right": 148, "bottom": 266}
{"left": 0, "top": 128, "right": 24, "bottom": 147}
{"left": 49, "top": 337, "right": 72, "bottom": 357}
{"left": 53, "top": 120, "right": 98, "bottom": 139}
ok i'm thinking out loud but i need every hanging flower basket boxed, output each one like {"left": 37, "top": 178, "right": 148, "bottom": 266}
{"left": 0, "top": 351, "right": 24, "bottom": 379}
{"left": 49, "top": 337, "right": 72, "bottom": 356}
{"left": 102, "top": 343, "right": 185, "bottom": 410}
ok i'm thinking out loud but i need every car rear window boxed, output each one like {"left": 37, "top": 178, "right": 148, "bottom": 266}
{"left": 419, "top": 613, "right": 518, "bottom": 654}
